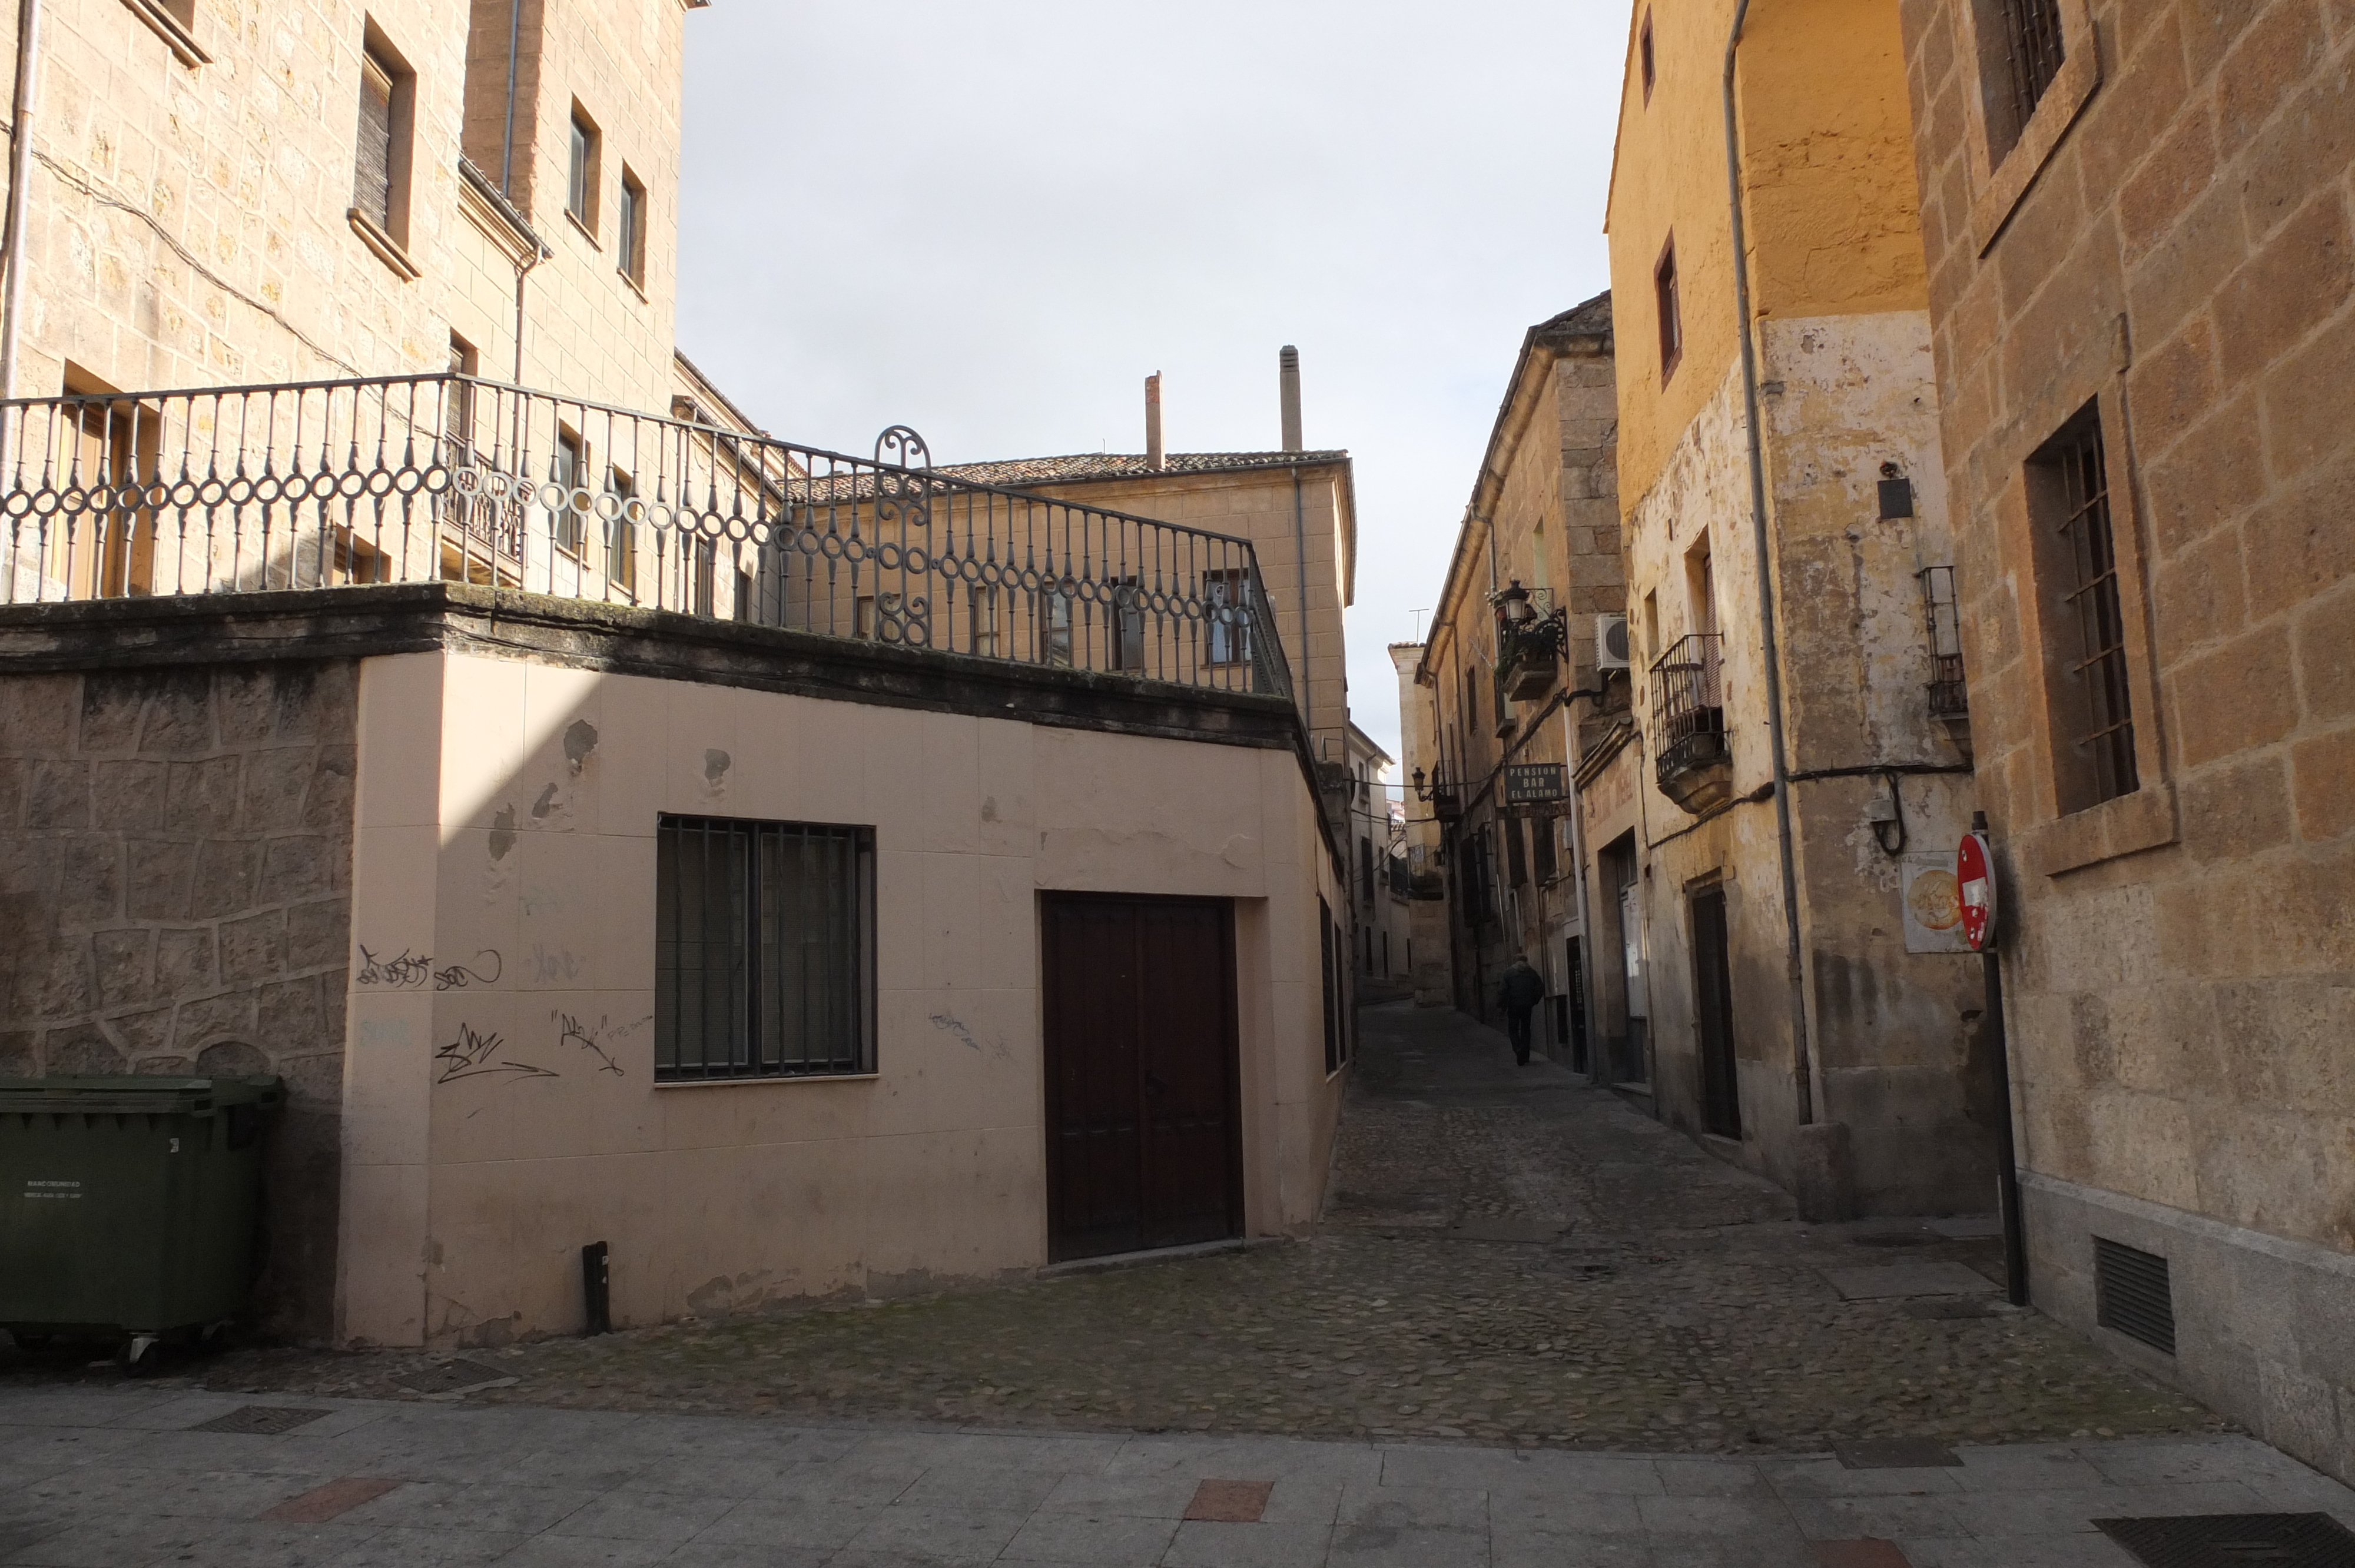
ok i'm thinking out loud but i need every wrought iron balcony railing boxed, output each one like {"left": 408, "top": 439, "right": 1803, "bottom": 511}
{"left": 1650, "top": 630, "right": 1732, "bottom": 813}
{"left": 1918, "top": 566, "right": 1969, "bottom": 722}
{"left": 0, "top": 373, "right": 1291, "bottom": 702}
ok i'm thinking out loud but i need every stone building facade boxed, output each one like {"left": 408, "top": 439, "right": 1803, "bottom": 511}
{"left": 1900, "top": 0, "right": 2355, "bottom": 1483}
{"left": 1596, "top": 0, "right": 1991, "bottom": 1218}
{"left": 1408, "top": 295, "right": 1624, "bottom": 1067}
{"left": 0, "top": 1, "right": 1355, "bottom": 1350}
{"left": 4, "top": 0, "right": 688, "bottom": 410}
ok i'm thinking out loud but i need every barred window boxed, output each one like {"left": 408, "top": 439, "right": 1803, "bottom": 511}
{"left": 2032, "top": 404, "right": 2137, "bottom": 809}
{"left": 1986, "top": 0, "right": 2065, "bottom": 156}
{"left": 655, "top": 815, "right": 876, "bottom": 1081}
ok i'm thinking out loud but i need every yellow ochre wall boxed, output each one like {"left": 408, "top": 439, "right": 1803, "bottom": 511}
{"left": 1605, "top": 0, "right": 1929, "bottom": 512}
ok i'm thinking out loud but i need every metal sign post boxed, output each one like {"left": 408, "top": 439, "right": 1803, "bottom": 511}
{"left": 1962, "top": 812, "right": 2027, "bottom": 1307}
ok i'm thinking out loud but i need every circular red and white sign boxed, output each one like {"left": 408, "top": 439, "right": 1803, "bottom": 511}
{"left": 1957, "top": 830, "right": 1997, "bottom": 952}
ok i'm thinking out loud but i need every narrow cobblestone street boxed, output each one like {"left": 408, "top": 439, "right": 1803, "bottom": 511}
{"left": 21, "top": 1003, "right": 2221, "bottom": 1457}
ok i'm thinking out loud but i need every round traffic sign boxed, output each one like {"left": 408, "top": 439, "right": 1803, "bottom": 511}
{"left": 1957, "top": 830, "right": 1997, "bottom": 952}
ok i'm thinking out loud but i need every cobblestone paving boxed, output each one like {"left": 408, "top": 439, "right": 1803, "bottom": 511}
{"left": 5, "top": 1006, "right": 2227, "bottom": 1454}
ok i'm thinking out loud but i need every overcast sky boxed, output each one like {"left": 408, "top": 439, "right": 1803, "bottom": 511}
{"left": 675, "top": 2, "right": 1627, "bottom": 769}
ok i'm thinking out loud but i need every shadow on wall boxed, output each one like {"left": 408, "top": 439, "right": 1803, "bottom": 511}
{"left": 0, "top": 663, "right": 358, "bottom": 1343}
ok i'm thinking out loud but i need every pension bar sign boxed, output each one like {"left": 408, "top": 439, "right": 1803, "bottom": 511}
{"left": 1503, "top": 763, "right": 1568, "bottom": 804}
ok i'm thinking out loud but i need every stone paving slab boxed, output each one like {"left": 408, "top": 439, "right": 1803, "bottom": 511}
{"left": 49, "top": 1006, "right": 2228, "bottom": 1459}
{"left": 3, "top": 1389, "right": 2351, "bottom": 1567}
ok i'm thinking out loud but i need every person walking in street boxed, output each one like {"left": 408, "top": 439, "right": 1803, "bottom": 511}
{"left": 1497, "top": 954, "right": 1545, "bottom": 1066}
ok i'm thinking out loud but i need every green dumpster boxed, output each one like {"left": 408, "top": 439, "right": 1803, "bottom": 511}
{"left": 0, "top": 1076, "right": 283, "bottom": 1367}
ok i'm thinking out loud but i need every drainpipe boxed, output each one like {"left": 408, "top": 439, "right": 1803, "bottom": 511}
{"left": 500, "top": 0, "right": 522, "bottom": 195}
{"left": 1724, "top": 0, "right": 1816, "bottom": 1126}
{"left": 512, "top": 238, "right": 546, "bottom": 384}
{"left": 0, "top": 0, "right": 45, "bottom": 404}
{"left": 1560, "top": 700, "right": 1601, "bottom": 1082}
{"left": 1283, "top": 348, "right": 1312, "bottom": 743}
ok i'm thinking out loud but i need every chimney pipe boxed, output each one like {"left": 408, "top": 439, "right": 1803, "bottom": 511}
{"left": 1145, "top": 371, "right": 1165, "bottom": 470}
{"left": 1279, "top": 345, "right": 1302, "bottom": 453}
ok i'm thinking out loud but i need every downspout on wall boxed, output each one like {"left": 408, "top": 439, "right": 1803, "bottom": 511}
{"left": 1724, "top": 0, "right": 1839, "bottom": 1214}
{"left": 1283, "top": 346, "right": 1312, "bottom": 745}
{"left": 500, "top": 0, "right": 522, "bottom": 195}
{"left": 0, "top": 0, "right": 44, "bottom": 404}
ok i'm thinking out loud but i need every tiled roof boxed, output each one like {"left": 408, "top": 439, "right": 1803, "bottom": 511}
{"left": 1534, "top": 291, "right": 1613, "bottom": 340}
{"left": 932, "top": 450, "right": 1349, "bottom": 488}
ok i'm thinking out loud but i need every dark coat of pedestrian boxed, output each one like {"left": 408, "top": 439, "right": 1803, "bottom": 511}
{"left": 1497, "top": 957, "right": 1545, "bottom": 1065}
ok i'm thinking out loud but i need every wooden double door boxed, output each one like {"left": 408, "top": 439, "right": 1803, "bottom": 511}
{"left": 1040, "top": 894, "right": 1242, "bottom": 1263}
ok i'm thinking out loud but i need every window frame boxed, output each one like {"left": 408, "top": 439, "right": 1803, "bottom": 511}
{"left": 1202, "top": 567, "right": 1253, "bottom": 666}
{"left": 1957, "top": 0, "right": 2100, "bottom": 253}
{"left": 2029, "top": 403, "right": 2138, "bottom": 812}
{"left": 567, "top": 102, "right": 603, "bottom": 236}
{"left": 1654, "top": 234, "right": 1683, "bottom": 384}
{"left": 604, "top": 464, "right": 638, "bottom": 597}
{"left": 120, "top": 0, "right": 210, "bottom": 68}
{"left": 1985, "top": 347, "right": 2174, "bottom": 877}
{"left": 550, "top": 425, "right": 588, "bottom": 559}
{"left": 616, "top": 165, "right": 648, "bottom": 290}
{"left": 348, "top": 23, "right": 419, "bottom": 277}
{"left": 653, "top": 813, "right": 878, "bottom": 1084}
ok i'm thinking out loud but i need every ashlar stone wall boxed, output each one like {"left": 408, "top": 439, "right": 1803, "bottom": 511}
{"left": 0, "top": 662, "right": 357, "bottom": 1340}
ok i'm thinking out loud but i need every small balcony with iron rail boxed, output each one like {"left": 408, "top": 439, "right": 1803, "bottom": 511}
{"left": 1650, "top": 630, "right": 1732, "bottom": 814}
{"left": 1919, "top": 564, "right": 1971, "bottom": 754}
{"left": 0, "top": 373, "right": 1295, "bottom": 707}
{"left": 1492, "top": 579, "right": 1566, "bottom": 705}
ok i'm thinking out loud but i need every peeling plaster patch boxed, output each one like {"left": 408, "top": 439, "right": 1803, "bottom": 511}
{"left": 1220, "top": 834, "right": 1258, "bottom": 870}
{"left": 488, "top": 804, "right": 517, "bottom": 861}
{"left": 562, "top": 720, "right": 598, "bottom": 775}
{"left": 685, "top": 1270, "right": 775, "bottom": 1316}
{"left": 704, "top": 749, "right": 731, "bottom": 786}
{"left": 529, "top": 783, "right": 559, "bottom": 820}
{"left": 981, "top": 795, "right": 999, "bottom": 823}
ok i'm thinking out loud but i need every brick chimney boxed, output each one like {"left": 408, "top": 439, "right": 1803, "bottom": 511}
{"left": 1145, "top": 371, "right": 1165, "bottom": 470}
{"left": 1279, "top": 346, "right": 1302, "bottom": 452}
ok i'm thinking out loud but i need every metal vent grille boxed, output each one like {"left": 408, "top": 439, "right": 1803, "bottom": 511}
{"left": 2096, "top": 1513, "right": 2355, "bottom": 1568}
{"left": 2095, "top": 1237, "right": 2176, "bottom": 1355}
{"left": 191, "top": 1406, "right": 332, "bottom": 1436}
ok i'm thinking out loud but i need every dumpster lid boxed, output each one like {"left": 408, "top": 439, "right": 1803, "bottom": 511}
{"left": 0, "top": 1075, "right": 284, "bottom": 1116}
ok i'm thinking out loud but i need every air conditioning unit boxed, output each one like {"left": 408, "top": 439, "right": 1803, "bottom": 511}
{"left": 1597, "top": 614, "right": 1631, "bottom": 671}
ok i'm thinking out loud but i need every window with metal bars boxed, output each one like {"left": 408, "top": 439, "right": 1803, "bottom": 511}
{"left": 2032, "top": 405, "right": 2138, "bottom": 810}
{"left": 654, "top": 815, "right": 876, "bottom": 1081}
{"left": 1988, "top": 0, "right": 2066, "bottom": 155}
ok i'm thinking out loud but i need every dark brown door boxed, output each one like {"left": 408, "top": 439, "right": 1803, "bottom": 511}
{"left": 1041, "top": 894, "right": 1242, "bottom": 1263}
{"left": 1691, "top": 888, "right": 1743, "bottom": 1138}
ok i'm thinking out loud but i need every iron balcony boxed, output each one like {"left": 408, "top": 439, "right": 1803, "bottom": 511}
{"left": 0, "top": 373, "right": 1293, "bottom": 703}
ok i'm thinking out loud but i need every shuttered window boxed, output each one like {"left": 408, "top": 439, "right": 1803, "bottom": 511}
{"left": 655, "top": 816, "right": 877, "bottom": 1081}
{"left": 354, "top": 51, "right": 395, "bottom": 230}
